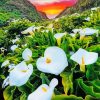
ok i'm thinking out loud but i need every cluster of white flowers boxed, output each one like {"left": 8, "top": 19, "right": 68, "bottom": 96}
{"left": 1, "top": 25, "right": 99, "bottom": 100}
{"left": 71, "top": 28, "right": 99, "bottom": 39}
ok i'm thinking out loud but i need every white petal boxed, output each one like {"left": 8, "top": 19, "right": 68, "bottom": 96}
{"left": 54, "top": 33, "right": 66, "bottom": 39}
{"left": 28, "top": 84, "right": 49, "bottom": 100}
{"left": 22, "top": 48, "right": 32, "bottom": 61}
{"left": 9, "top": 61, "right": 33, "bottom": 86}
{"left": 79, "top": 28, "right": 98, "bottom": 36}
{"left": 37, "top": 46, "right": 68, "bottom": 75}
{"left": 28, "top": 78, "right": 57, "bottom": 100}
{"left": 49, "top": 78, "right": 58, "bottom": 89}
{"left": 10, "top": 45, "right": 18, "bottom": 51}
{"left": 70, "top": 48, "right": 98, "bottom": 65}
{"left": 12, "top": 38, "right": 20, "bottom": 44}
{"left": 1, "top": 60, "right": 9, "bottom": 68}
{"left": 84, "top": 52, "right": 98, "bottom": 65}
{"left": 91, "top": 7, "right": 99, "bottom": 11}
{"left": 2, "top": 76, "right": 9, "bottom": 88}
{"left": 21, "top": 26, "right": 34, "bottom": 34}
{"left": 85, "top": 17, "right": 90, "bottom": 21}
{"left": 69, "top": 33, "right": 76, "bottom": 37}
{"left": 72, "top": 29, "right": 81, "bottom": 34}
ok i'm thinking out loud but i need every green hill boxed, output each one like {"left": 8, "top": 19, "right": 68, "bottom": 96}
{"left": 0, "top": 0, "right": 42, "bottom": 26}
{"left": 57, "top": 0, "right": 100, "bottom": 17}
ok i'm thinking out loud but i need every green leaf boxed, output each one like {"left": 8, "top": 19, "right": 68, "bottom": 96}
{"left": 60, "top": 72, "right": 73, "bottom": 94}
{"left": 20, "top": 93, "right": 27, "bottom": 100}
{"left": 86, "top": 65, "right": 98, "bottom": 80}
{"left": 40, "top": 73, "right": 50, "bottom": 84}
{"left": 3, "top": 86, "right": 16, "bottom": 100}
{"left": 52, "top": 95, "right": 83, "bottom": 100}
{"left": 78, "top": 79, "right": 100, "bottom": 99}
{"left": 85, "top": 95, "right": 99, "bottom": 100}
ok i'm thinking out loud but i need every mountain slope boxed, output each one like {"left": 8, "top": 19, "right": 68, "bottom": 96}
{"left": 0, "top": 0, "right": 47, "bottom": 26}
{"left": 57, "top": 0, "right": 100, "bottom": 17}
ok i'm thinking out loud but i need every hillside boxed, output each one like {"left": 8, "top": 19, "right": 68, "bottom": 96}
{"left": 57, "top": 0, "right": 100, "bottom": 17}
{"left": 0, "top": 0, "right": 47, "bottom": 26}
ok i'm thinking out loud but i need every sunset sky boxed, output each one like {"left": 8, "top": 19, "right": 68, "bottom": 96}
{"left": 28, "top": 0, "right": 78, "bottom": 19}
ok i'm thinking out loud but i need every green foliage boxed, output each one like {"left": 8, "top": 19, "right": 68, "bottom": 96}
{"left": 3, "top": 86, "right": 16, "bottom": 100}
{"left": 78, "top": 79, "right": 100, "bottom": 99}
{"left": 52, "top": 95, "right": 83, "bottom": 100}
{"left": 0, "top": 6, "right": 100, "bottom": 100}
{"left": 0, "top": 0, "right": 42, "bottom": 27}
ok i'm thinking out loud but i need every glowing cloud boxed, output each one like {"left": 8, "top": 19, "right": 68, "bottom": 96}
{"left": 28, "top": 0, "right": 77, "bottom": 19}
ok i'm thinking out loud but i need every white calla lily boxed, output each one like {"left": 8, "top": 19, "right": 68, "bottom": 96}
{"left": 1, "top": 60, "right": 9, "bottom": 68}
{"left": 69, "top": 33, "right": 76, "bottom": 37}
{"left": 72, "top": 29, "right": 81, "bottom": 34}
{"left": 79, "top": 28, "right": 98, "bottom": 36}
{"left": 10, "top": 45, "right": 18, "bottom": 51}
{"left": 79, "top": 28, "right": 98, "bottom": 40}
{"left": 22, "top": 48, "right": 32, "bottom": 61}
{"left": 54, "top": 33, "right": 66, "bottom": 46}
{"left": 91, "top": 7, "right": 99, "bottom": 11}
{"left": 36, "top": 46, "right": 68, "bottom": 75}
{"left": 70, "top": 48, "right": 98, "bottom": 72}
{"left": 21, "top": 26, "right": 34, "bottom": 35}
{"left": 85, "top": 17, "right": 90, "bottom": 21}
{"left": 12, "top": 38, "right": 20, "bottom": 44}
{"left": 2, "top": 61, "right": 33, "bottom": 87}
{"left": 28, "top": 78, "right": 58, "bottom": 100}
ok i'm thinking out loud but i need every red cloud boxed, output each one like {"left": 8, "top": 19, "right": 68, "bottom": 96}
{"left": 28, "top": 0, "right": 77, "bottom": 19}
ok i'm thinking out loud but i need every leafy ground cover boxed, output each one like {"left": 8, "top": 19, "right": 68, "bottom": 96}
{"left": 0, "top": 7, "right": 100, "bottom": 100}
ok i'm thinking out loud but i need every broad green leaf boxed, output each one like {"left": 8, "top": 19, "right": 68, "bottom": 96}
{"left": 40, "top": 73, "right": 50, "bottom": 84}
{"left": 3, "top": 86, "right": 16, "bottom": 100}
{"left": 78, "top": 79, "right": 100, "bottom": 99}
{"left": 86, "top": 65, "right": 98, "bottom": 80}
{"left": 52, "top": 95, "right": 83, "bottom": 100}
{"left": 85, "top": 95, "right": 99, "bottom": 100}
{"left": 20, "top": 93, "right": 27, "bottom": 100}
{"left": 60, "top": 72, "right": 73, "bottom": 94}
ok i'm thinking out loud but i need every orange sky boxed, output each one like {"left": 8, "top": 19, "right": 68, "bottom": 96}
{"left": 28, "top": 0, "right": 77, "bottom": 19}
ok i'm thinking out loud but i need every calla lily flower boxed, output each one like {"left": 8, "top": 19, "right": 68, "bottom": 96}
{"left": 28, "top": 78, "right": 58, "bottom": 100}
{"left": 91, "top": 7, "right": 99, "bottom": 11}
{"left": 79, "top": 28, "right": 98, "bottom": 36}
{"left": 70, "top": 48, "right": 98, "bottom": 72}
{"left": 69, "top": 33, "right": 76, "bottom": 37}
{"left": 79, "top": 28, "right": 98, "bottom": 40}
{"left": 10, "top": 45, "right": 18, "bottom": 51}
{"left": 21, "top": 26, "right": 35, "bottom": 35}
{"left": 54, "top": 33, "right": 66, "bottom": 46}
{"left": 2, "top": 61, "right": 33, "bottom": 87}
{"left": 22, "top": 48, "right": 32, "bottom": 61}
{"left": 21, "top": 26, "right": 42, "bottom": 35}
{"left": 72, "top": 29, "right": 81, "bottom": 34}
{"left": 36, "top": 46, "right": 68, "bottom": 75}
{"left": 1, "top": 60, "right": 9, "bottom": 68}
{"left": 85, "top": 17, "right": 90, "bottom": 21}
{"left": 12, "top": 38, "right": 20, "bottom": 44}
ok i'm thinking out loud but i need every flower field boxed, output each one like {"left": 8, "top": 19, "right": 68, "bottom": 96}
{"left": 0, "top": 7, "right": 100, "bottom": 100}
